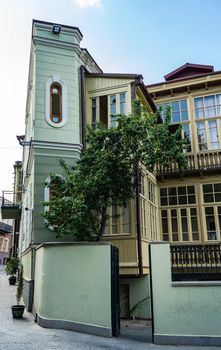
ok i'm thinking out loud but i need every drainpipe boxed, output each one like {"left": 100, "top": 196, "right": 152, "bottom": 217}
{"left": 80, "top": 65, "right": 86, "bottom": 149}
{"left": 132, "top": 78, "right": 143, "bottom": 276}
{"left": 135, "top": 163, "right": 143, "bottom": 275}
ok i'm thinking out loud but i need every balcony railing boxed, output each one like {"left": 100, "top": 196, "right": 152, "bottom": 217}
{"left": 170, "top": 244, "right": 221, "bottom": 281}
{"left": 1, "top": 191, "right": 22, "bottom": 219}
{"left": 156, "top": 150, "right": 221, "bottom": 176}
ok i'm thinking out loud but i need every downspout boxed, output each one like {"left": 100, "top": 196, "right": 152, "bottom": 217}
{"left": 80, "top": 65, "right": 86, "bottom": 149}
{"left": 132, "top": 78, "right": 143, "bottom": 275}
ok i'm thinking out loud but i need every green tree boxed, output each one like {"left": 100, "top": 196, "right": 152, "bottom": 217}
{"left": 43, "top": 100, "right": 187, "bottom": 241}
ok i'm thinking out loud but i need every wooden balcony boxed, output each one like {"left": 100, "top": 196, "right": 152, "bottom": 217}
{"left": 1, "top": 191, "right": 22, "bottom": 219}
{"left": 156, "top": 150, "right": 221, "bottom": 176}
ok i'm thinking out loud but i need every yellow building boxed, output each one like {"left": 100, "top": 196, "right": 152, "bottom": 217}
{"left": 84, "top": 72, "right": 158, "bottom": 318}
{"left": 148, "top": 63, "right": 221, "bottom": 244}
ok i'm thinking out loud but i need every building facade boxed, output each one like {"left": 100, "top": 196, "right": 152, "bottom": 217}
{"left": 148, "top": 63, "right": 221, "bottom": 245}
{"left": 3, "top": 21, "right": 221, "bottom": 321}
{"left": 1, "top": 20, "right": 158, "bottom": 317}
{"left": 0, "top": 197, "right": 13, "bottom": 264}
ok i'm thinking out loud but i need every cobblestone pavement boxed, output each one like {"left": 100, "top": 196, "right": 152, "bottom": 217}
{"left": 0, "top": 265, "right": 219, "bottom": 350}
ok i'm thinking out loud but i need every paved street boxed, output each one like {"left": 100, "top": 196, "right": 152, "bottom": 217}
{"left": 0, "top": 265, "right": 219, "bottom": 350}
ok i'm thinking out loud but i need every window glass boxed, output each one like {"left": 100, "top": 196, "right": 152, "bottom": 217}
{"left": 50, "top": 83, "right": 62, "bottom": 124}
{"left": 91, "top": 98, "right": 97, "bottom": 129}
{"left": 197, "top": 122, "right": 207, "bottom": 150}
{"left": 208, "top": 120, "right": 219, "bottom": 149}
{"left": 183, "top": 124, "right": 191, "bottom": 152}
{"left": 110, "top": 95, "right": 116, "bottom": 127}
{"left": 205, "top": 207, "right": 217, "bottom": 240}
{"left": 203, "top": 183, "right": 221, "bottom": 203}
{"left": 160, "top": 185, "right": 196, "bottom": 206}
{"left": 120, "top": 93, "right": 126, "bottom": 114}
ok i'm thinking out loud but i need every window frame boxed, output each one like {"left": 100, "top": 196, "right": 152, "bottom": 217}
{"left": 45, "top": 75, "right": 67, "bottom": 128}
{"left": 194, "top": 93, "right": 221, "bottom": 151}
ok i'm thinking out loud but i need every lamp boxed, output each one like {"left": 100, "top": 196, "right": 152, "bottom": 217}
{"left": 52, "top": 25, "right": 61, "bottom": 34}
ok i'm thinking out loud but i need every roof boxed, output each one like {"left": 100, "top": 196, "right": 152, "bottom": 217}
{"left": 85, "top": 72, "right": 140, "bottom": 79}
{"left": 32, "top": 19, "right": 83, "bottom": 38}
{"left": 147, "top": 68, "right": 221, "bottom": 89}
{"left": 164, "top": 63, "right": 214, "bottom": 81}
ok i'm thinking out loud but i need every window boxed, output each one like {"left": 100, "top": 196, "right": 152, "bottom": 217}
{"left": 161, "top": 208, "right": 199, "bottom": 242}
{"left": 157, "top": 99, "right": 191, "bottom": 151}
{"left": 45, "top": 75, "right": 67, "bottom": 127}
{"left": 91, "top": 93, "right": 126, "bottom": 128}
{"left": 183, "top": 124, "right": 191, "bottom": 152}
{"left": 91, "top": 98, "right": 97, "bottom": 129}
{"left": 194, "top": 94, "right": 221, "bottom": 119}
{"left": 196, "top": 122, "right": 207, "bottom": 150}
{"left": 120, "top": 93, "right": 126, "bottom": 114}
{"left": 160, "top": 185, "right": 196, "bottom": 206}
{"left": 105, "top": 204, "right": 131, "bottom": 235}
{"left": 110, "top": 95, "right": 117, "bottom": 127}
{"left": 203, "top": 183, "right": 221, "bottom": 203}
{"left": 205, "top": 207, "right": 217, "bottom": 240}
{"left": 194, "top": 94, "right": 221, "bottom": 150}
{"left": 157, "top": 99, "right": 189, "bottom": 123}
{"left": 160, "top": 185, "right": 199, "bottom": 242}
{"left": 50, "top": 83, "right": 62, "bottom": 124}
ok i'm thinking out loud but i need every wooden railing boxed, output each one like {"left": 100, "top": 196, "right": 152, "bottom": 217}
{"left": 156, "top": 150, "right": 221, "bottom": 176}
{"left": 170, "top": 244, "right": 221, "bottom": 281}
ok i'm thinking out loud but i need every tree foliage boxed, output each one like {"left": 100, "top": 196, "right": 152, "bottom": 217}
{"left": 43, "top": 100, "right": 187, "bottom": 241}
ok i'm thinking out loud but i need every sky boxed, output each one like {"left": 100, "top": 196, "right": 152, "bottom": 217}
{"left": 1, "top": 0, "right": 221, "bottom": 194}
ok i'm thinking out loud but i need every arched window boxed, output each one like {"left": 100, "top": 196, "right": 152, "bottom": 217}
{"left": 45, "top": 75, "right": 67, "bottom": 128}
{"left": 50, "top": 83, "right": 62, "bottom": 124}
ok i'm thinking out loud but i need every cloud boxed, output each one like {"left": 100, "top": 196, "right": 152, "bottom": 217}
{"left": 75, "top": 0, "right": 102, "bottom": 8}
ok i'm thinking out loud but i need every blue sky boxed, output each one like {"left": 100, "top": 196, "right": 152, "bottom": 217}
{"left": 1, "top": 0, "right": 221, "bottom": 193}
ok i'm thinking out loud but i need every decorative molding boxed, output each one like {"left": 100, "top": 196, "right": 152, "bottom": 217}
{"left": 33, "top": 36, "right": 82, "bottom": 54}
{"left": 32, "top": 140, "right": 82, "bottom": 153}
{"left": 45, "top": 75, "right": 67, "bottom": 128}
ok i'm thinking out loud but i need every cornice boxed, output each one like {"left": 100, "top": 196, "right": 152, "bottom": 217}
{"left": 33, "top": 36, "right": 82, "bottom": 55}
{"left": 33, "top": 20, "right": 83, "bottom": 41}
{"left": 32, "top": 140, "right": 83, "bottom": 153}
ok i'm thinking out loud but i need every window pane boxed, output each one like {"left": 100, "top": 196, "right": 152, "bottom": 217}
{"left": 110, "top": 95, "right": 116, "bottom": 115}
{"left": 169, "top": 196, "right": 177, "bottom": 205}
{"left": 204, "top": 194, "right": 214, "bottom": 202}
{"left": 168, "top": 187, "right": 177, "bottom": 196}
{"left": 188, "top": 195, "right": 196, "bottom": 204}
{"left": 205, "top": 207, "right": 214, "bottom": 215}
{"left": 120, "top": 93, "right": 126, "bottom": 114}
{"left": 181, "top": 110, "right": 189, "bottom": 121}
{"left": 214, "top": 184, "right": 221, "bottom": 192}
{"left": 203, "top": 184, "right": 213, "bottom": 193}
{"left": 178, "top": 187, "right": 186, "bottom": 195}
{"left": 161, "top": 197, "right": 168, "bottom": 206}
{"left": 172, "top": 111, "right": 180, "bottom": 123}
{"left": 178, "top": 196, "right": 187, "bottom": 205}
{"left": 187, "top": 186, "right": 195, "bottom": 194}
{"left": 181, "top": 208, "right": 187, "bottom": 216}
{"left": 190, "top": 208, "right": 197, "bottom": 215}
{"left": 160, "top": 188, "right": 167, "bottom": 196}
{"left": 52, "top": 94, "right": 60, "bottom": 115}
{"left": 205, "top": 95, "right": 215, "bottom": 107}
{"left": 171, "top": 101, "right": 179, "bottom": 111}
{"left": 194, "top": 97, "right": 203, "bottom": 109}
{"left": 161, "top": 210, "right": 167, "bottom": 217}
{"left": 180, "top": 99, "right": 187, "bottom": 110}
{"left": 162, "top": 218, "right": 168, "bottom": 233}
{"left": 215, "top": 193, "right": 221, "bottom": 202}
{"left": 216, "top": 94, "right": 221, "bottom": 116}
